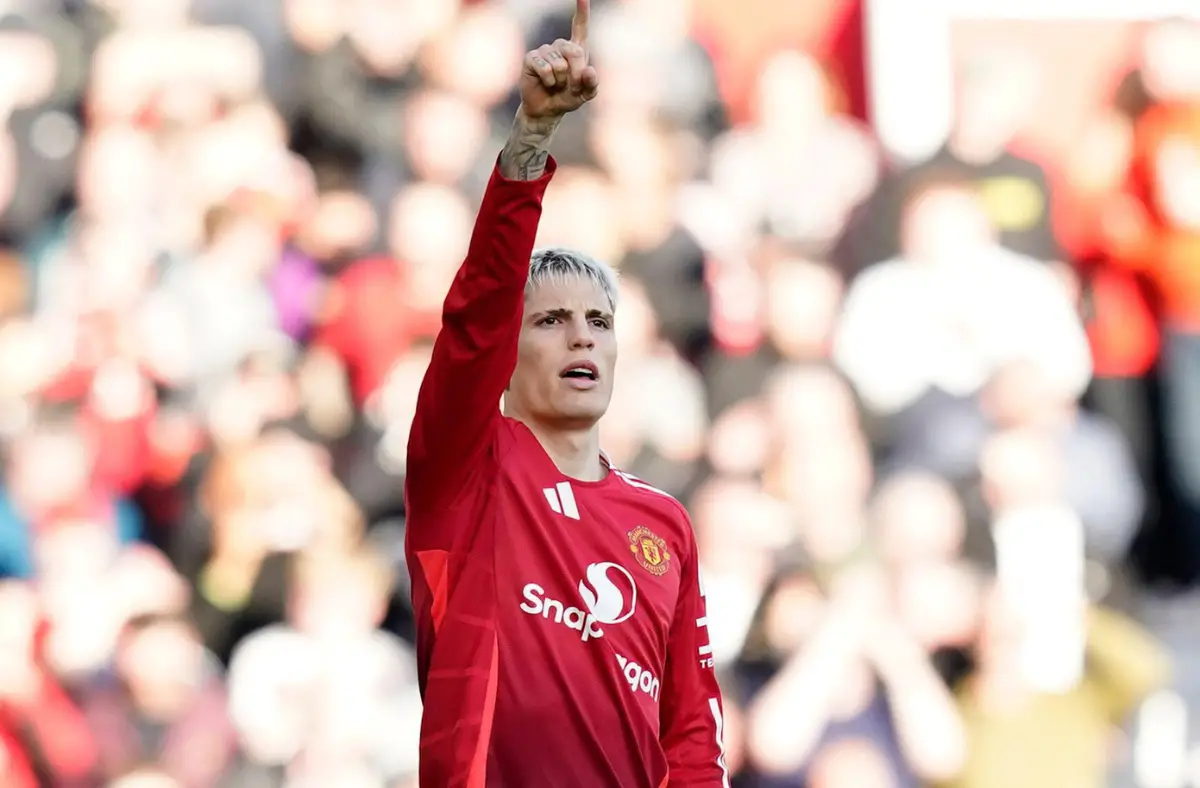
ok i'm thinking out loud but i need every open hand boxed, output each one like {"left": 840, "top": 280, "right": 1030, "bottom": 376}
{"left": 519, "top": 0, "right": 598, "bottom": 119}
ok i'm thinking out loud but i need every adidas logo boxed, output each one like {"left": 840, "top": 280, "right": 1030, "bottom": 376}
{"left": 543, "top": 481, "right": 579, "bottom": 520}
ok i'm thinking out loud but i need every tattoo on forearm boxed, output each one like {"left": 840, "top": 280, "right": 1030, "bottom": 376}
{"left": 499, "top": 111, "right": 561, "bottom": 181}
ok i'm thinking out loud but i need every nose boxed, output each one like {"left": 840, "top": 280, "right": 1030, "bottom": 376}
{"left": 567, "top": 317, "right": 595, "bottom": 350}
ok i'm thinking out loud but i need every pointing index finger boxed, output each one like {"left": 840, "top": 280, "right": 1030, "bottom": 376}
{"left": 570, "top": 0, "right": 590, "bottom": 47}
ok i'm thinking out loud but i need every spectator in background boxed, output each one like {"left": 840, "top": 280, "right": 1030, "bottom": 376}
{"left": 226, "top": 547, "right": 420, "bottom": 787}
{"left": 833, "top": 179, "right": 1091, "bottom": 418}
{"left": 0, "top": 405, "right": 143, "bottom": 579}
{"left": 938, "top": 585, "right": 1168, "bottom": 788}
{"left": 78, "top": 613, "right": 236, "bottom": 787}
{"left": 0, "top": 8, "right": 87, "bottom": 249}
{"left": 602, "top": 276, "right": 709, "bottom": 497}
{"left": 981, "top": 360, "right": 1143, "bottom": 571}
{"left": 926, "top": 424, "right": 1169, "bottom": 788}
{"left": 836, "top": 44, "right": 1060, "bottom": 275}
{"left": 0, "top": 579, "right": 98, "bottom": 786}
{"left": 1105, "top": 17, "right": 1200, "bottom": 575}
{"left": 735, "top": 558, "right": 965, "bottom": 788}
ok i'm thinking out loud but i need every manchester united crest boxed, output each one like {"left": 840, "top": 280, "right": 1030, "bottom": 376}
{"left": 628, "top": 526, "right": 671, "bottom": 576}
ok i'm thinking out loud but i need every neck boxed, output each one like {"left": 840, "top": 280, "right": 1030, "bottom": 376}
{"left": 524, "top": 420, "right": 606, "bottom": 482}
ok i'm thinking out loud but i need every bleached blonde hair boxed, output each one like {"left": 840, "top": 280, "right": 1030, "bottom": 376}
{"left": 527, "top": 247, "right": 620, "bottom": 312}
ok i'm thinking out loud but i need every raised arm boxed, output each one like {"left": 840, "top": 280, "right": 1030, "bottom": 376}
{"left": 405, "top": 0, "right": 599, "bottom": 514}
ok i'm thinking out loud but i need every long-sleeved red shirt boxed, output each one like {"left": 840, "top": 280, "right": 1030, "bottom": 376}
{"left": 404, "top": 157, "right": 729, "bottom": 788}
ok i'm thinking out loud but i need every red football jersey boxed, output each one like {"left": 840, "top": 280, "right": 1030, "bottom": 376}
{"left": 405, "top": 158, "right": 729, "bottom": 788}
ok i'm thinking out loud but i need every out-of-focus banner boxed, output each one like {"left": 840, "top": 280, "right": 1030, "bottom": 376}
{"left": 865, "top": 0, "right": 1200, "bottom": 163}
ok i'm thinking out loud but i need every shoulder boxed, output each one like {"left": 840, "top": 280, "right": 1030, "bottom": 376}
{"left": 609, "top": 467, "right": 695, "bottom": 541}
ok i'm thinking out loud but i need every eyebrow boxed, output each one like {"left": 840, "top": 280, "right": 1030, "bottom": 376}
{"left": 534, "top": 307, "right": 614, "bottom": 323}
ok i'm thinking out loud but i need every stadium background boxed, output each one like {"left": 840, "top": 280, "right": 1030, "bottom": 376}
{"left": 0, "top": 0, "right": 1198, "bottom": 786}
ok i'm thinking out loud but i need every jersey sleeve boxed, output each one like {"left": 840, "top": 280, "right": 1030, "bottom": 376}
{"left": 405, "top": 157, "right": 557, "bottom": 515}
{"left": 659, "top": 524, "right": 731, "bottom": 788}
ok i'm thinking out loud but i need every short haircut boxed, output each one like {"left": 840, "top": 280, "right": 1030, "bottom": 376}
{"left": 527, "top": 247, "right": 619, "bottom": 313}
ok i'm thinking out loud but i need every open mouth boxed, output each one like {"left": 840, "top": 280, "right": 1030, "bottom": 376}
{"left": 560, "top": 362, "right": 599, "bottom": 382}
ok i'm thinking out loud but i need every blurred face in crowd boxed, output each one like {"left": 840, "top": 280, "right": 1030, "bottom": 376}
{"left": 900, "top": 184, "right": 994, "bottom": 264}
{"left": 423, "top": 3, "right": 522, "bottom": 106}
{"left": 1068, "top": 111, "right": 1134, "bottom": 196}
{"left": 0, "top": 318, "right": 54, "bottom": 403}
{"left": 624, "top": 0, "right": 693, "bottom": 39}
{"left": 615, "top": 176, "right": 676, "bottom": 253}
{"left": 389, "top": 182, "right": 471, "bottom": 310}
{"left": 118, "top": 618, "right": 204, "bottom": 717}
{"left": 508, "top": 276, "right": 618, "bottom": 430}
{"left": 0, "top": 30, "right": 57, "bottom": 111}
{"left": 1152, "top": 135, "right": 1200, "bottom": 231}
{"left": 37, "top": 520, "right": 123, "bottom": 677}
{"left": 253, "top": 431, "right": 331, "bottom": 517}
{"left": 872, "top": 471, "right": 965, "bottom": 565}
{"left": 347, "top": 0, "right": 431, "bottom": 76}
{"left": 894, "top": 561, "right": 980, "bottom": 650}
{"left": 9, "top": 418, "right": 94, "bottom": 512}
{"left": 389, "top": 182, "right": 471, "bottom": 268}
{"left": 79, "top": 219, "right": 156, "bottom": 310}
{"left": 185, "top": 106, "right": 291, "bottom": 208}
{"left": 112, "top": 546, "right": 190, "bottom": 620}
{"left": 759, "top": 571, "right": 824, "bottom": 654}
{"left": 403, "top": 90, "right": 488, "bottom": 185}
{"left": 754, "top": 50, "right": 832, "bottom": 141}
{"left": 305, "top": 190, "right": 376, "bottom": 262}
{"left": 808, "top": 739, "right": 898, "bottom": 788}
{"left": 953, "top": 52, "right": 1038, "bottom": 160}
{"left": 706, "top": 400, "right": 771, "bottom": 477}
{"left": 775, "top": 423, "right": 872, "bottom": 530}
{"left": 77, "top": 126, "right": 159, "bottom": 218}
{"left": 539, "top": 168, "right": 624, "bottom": 266}
{"left": 980, "top": 428, "right": 1064, "bottom": 511}
{"left": 285, "top": 0, "right": 345, "bottom": 53}
{"left": 692, "top": 478, "right": 787, "bottom": 576}
{"left": 763, "top": 258, "right": 843, "bottom": 361}
{"left": 766, "top": 364, "right": 858, "bottom": 441}
{"left": 292, "top": 553, "right": 391, "bottom": 638}
{"left": 590, "top": 113, "right": 677, "bottom": 190}
{"left": 1142, "top": 19, "right": 1200, "bottom": 100}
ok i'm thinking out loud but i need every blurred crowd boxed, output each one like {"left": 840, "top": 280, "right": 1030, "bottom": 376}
{"left": 0, "top": 0, "right": 1196, "bottom": 786}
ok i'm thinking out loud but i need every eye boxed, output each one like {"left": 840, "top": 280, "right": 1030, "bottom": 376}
{"left": 590, "top": 317, "right": 611, "bottom": 330}
{"left": 537, "top": 316, "right": 560, "bottom": 326}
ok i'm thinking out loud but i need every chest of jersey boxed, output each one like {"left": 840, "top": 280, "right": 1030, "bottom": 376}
{"left": 489, "top": 452, "right": 684, "bottom": 684}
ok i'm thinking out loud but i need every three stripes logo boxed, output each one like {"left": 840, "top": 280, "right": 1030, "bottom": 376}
{"left": 543, "top": 481, "right": 580, "bottom": 520}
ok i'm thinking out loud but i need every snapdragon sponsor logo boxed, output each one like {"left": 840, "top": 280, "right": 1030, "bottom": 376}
{"left": 615, "top": 654, "right": 660, "bottom": 702}
{"left": 520, "top": 562, "right": 637, "bottom": 641}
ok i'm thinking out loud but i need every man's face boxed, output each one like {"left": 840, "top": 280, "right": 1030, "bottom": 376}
{"left": 509, "top": 277, "right": 617, "bottom": 428}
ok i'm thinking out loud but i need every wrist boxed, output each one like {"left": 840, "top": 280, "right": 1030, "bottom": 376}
{"left": 500, "top": 108, "right": 562, "bottom": 181}
{"left": 513, "top": 105, "right": 563, "bottom": 137}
